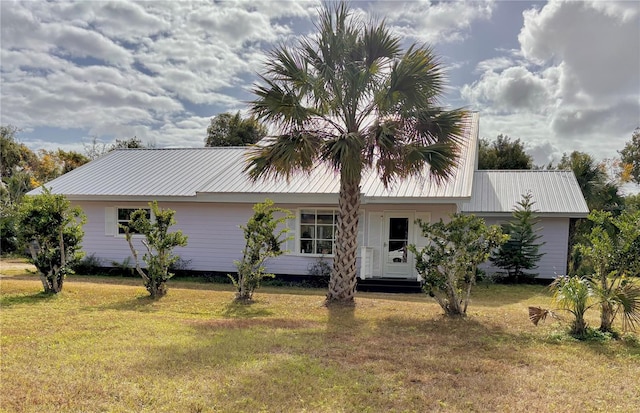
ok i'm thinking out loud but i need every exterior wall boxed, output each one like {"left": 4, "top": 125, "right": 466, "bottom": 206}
{"left": 480, "top": 216, "right": 570, "bottom": 279}
{"left": 75, "top": 201, "right": 253, "bottom": 273}
{"left": 73, "top": 200, "right": 457, "bottom": 278}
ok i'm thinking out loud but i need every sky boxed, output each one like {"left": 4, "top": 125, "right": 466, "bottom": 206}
{"left": 1, "top": 0, "right": 639, "bottom": 170}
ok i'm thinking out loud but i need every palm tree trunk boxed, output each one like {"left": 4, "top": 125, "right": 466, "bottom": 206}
{"left": 326, "top": 176, "right": 361, "bottom": 305}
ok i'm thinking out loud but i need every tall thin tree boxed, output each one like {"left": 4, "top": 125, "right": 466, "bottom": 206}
{"left": 246, "top": 2, "right": 467, "bottom": 305}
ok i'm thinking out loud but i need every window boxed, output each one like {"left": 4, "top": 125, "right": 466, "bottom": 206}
{"left": 299, "top": 209, "right": 338, "bottom": 255}
{"left": 117, "top": 208, "right": 151, "bottom": 235}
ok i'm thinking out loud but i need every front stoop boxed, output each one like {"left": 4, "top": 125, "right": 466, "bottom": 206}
{"left": 357, "top": 278, "right": 423, "bottom": 294}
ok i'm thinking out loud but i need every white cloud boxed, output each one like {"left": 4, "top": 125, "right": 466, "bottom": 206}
{"left": 0, "top": 0, "right": 308, "bottom": 145}
{"left": 462, "top": 0, "right": 640, "bottom": 163}
{"left": 372, "top": 0, "right": 494, "bottom": 43}
{"left": 462, "top": 66, "right": 557, "bottom": 113}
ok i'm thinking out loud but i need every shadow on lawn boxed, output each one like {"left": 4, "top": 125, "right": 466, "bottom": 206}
{"left": 468, "top": 283, "right": 550, "bottom": 307}
{"left": 221, "top": 301, "right": 274, "bottom": 318}
{"left": 91, "top": 295, "right": 159, "bottom": 312}
{"left": 0, "top": 291, "right": 56, "bottom": 308}
{"left": 131, "top": 311, "right": 535, "bottom": 412}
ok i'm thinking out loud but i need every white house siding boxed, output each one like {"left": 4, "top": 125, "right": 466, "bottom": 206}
{"left": 74, "top": 201, "right": 251, "bottom": 272}
{"left": 73, "top": 200, "right": 457, "bottom": 278}
{"left": 480, "top": 216, "right": 570, "bottom": 279}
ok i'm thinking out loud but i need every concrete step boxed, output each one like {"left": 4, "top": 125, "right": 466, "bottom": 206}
{"left": 357, "top": 278, "right": 423, "bottom": 294}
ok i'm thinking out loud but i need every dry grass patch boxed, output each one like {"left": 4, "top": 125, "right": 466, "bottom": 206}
{"left": 1, "top": 264, "right": 639, "bottom": 412}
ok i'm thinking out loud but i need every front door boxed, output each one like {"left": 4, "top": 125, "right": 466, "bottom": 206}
{"left": 383, "top": 212, "right": 414, "bottom": 278}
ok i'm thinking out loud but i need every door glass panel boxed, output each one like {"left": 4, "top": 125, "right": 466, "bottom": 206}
{"left": 387, "top": 217, "right": 408, "bottom": 263}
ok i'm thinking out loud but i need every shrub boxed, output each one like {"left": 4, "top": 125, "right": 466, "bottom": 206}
{"left": 17, "top": 189, "right": 86, "bottom": 293}
{"left": 123, "top": 201, "right": 188, "bottom": 299}
{"left": 72, "top": 253, "right": 104, "bottom": 275}
{"left": 409, "top": 213, "right": 506, "bottom": 317}
{"left": 229, "top": 199, "right": 292, "bottom": 301}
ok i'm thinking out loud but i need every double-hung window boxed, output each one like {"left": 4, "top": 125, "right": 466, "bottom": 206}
{"left": 299, "top": 209, "right": 338, "bottom": 255}
{"left": 117, "top": 208, "right": 151, "bottom": 235}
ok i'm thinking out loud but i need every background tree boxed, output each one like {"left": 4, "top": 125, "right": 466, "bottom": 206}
{"left": 478, "top": 135, "right": 533, "bottom": 170}
{"left": 409, "top": 214, "right": 506, "bottom": 317}
{"left": 624, "top": 193, "right": 640, "bottom": 213}
{"left": 619, "top": 128, "right": 640, "bottom": 185}
{"left": 556, "top": 151, "right": 622, "bottom": 212}
{"left": 576, "top": 210, "right": 640, "bottom": 332}
{"left": 30, "top": 149, "right": 90, "bottom": 186}
{"left": 247, "top": 2, "right": 467, "bottom": 305}
{"left": 554, "top": 151, "right": 623, "bottom": 274}
{"left": 17, "top": 189, "right": 86, "bottom": 293}
{"left": 229, "top": 199, "right": 291, "bottom": 301}
{"left": 83, "top": 136, "right": 108, "bottom": 160}
{"left": 123, "top": 201, "right": 188, "bottom": 299}
{"left": 205, "top": 112, "right": 268, "bottom": 147}
{"left": 490, "top": 192, "right": 545, "bottom": 283}
{"left": 2, "top": 126, "right": 38, "bottom": 253}
{"left": 110, "top": 136, "right": 148, "bottom": 150}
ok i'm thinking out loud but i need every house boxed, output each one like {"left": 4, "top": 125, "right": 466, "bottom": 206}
{"left": 29, "top": 113, "right": 588, "bottom": 280}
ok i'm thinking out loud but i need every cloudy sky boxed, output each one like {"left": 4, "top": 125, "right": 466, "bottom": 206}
{"left": 1, "top": 0, "right": 639, "bottom": 167}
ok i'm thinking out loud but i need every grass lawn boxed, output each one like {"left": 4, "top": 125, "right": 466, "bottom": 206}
{"left": 1, "top": 260, "right": 639, "bottom": 412}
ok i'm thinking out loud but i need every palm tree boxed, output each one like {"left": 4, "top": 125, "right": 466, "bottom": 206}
{"left": 551, "top": 276, "right": 596, "bottom": 338}
{"left": 246, "top": 2, "right": 467, "bottom": 305}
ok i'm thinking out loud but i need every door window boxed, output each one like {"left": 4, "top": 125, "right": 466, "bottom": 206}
{"left": 387, "top": 217, "right": 408, "bottom": 263}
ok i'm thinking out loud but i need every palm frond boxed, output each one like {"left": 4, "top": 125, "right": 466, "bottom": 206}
{"left": 244, "top": 133, "right": 322, "bottom": 181}
{"left": 251, "top": 76, "right": 313, "bottom": 127}
{"left": 361, "top": 22, "right": 401, "bottom": 67}
{"left": 614, "top": 281, "right": 640, "bottom": 331}
{"left": 528, "top": 306, "right": 549, "bottom": 325}
{"left": 379, "top": 45, "right": 445, "bottom": 112}
{"left": 402, "top": 142, "right": 459, "bottom": 184}
{"left": 321, "top": 133, "right": 364, "bottom": 182}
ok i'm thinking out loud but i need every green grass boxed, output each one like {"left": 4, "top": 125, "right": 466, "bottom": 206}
{"left": 1, "top": 266, "right": 639, "bottom": 412}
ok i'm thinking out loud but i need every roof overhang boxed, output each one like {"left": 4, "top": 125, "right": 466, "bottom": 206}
{"left": 465, "top": 211, "right": 589, "bottom": 219}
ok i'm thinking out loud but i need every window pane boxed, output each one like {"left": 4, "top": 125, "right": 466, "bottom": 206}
{"left": 317, "top": 225, "right": 333, "bottom": 240}
{"left": 316, "top": 240, "right": 333, "bottom": 255}
{"left": 300, "top": 239, "right": 314, "bottom": 254}
{"left": 300, "top": 225, "right": 315, "bottom": 239}
{"left": 117, "top": 208, "right": 150, "bottom": 235}
{"left": 389, "top": 217, "right": 408, "bottom": 241}
{"left": 118, "top": 208, "right": 135, "bottom": 220}
{"left": 316, "top": 211, "right": 334, "bottom": 224}
{"left": 300, "top": 211, "right": 316, "bottom": 224}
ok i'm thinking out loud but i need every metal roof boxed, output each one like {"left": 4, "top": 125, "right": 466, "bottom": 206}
{"left": 461, "top": 170, "right": 589, "bottom": 217}
{"left": 30, "top": 113, "right": 479, "bottom": 203}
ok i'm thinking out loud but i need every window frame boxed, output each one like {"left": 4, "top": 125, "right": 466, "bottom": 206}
{"left": 297, "top": 208, "right": 339, "bottom": 256}
{"left": 292, "top": 208, "right": 365, "bottom": 257}
{"left": 115, "top": 207, "right": 152, "bottom": 237}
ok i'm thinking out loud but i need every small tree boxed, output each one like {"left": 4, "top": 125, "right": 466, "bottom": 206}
{"left": 491, "top": 192, "right": 545, "bottom": 283}
{"left": 123, "top": 201, "right": 188, "bottom": 299}
{"left": 550, "top": 275, "right": 596, "bottom": 338}
{"left": 230, "top": 199, "right": 291, "bottom": 302}
{"left": 17, "top": 189, "right": 86, "bottom": 294}
{"left": 409, "top": 214, "right": 506, "bottom": 317}
{"left": 577, "top": 210, "right": 640, "bottom": 332}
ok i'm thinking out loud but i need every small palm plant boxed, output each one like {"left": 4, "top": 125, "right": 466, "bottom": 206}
{"left": 550, "top": 275, "right": 596, "bottom": 338}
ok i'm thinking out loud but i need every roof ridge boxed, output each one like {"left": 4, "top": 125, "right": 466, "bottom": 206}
{"left": 477, "top": 169, "right": 568, "bottom": 173}
{"left": 112, "top": 146, "right": 248, "bottom": 151}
